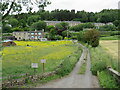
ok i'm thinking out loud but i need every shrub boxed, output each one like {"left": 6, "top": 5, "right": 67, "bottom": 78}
{"left": 91, "top": 60, "right": 106, "bottom": 75}
{"left": 84, "top": 29, "right": 100, "bottom": 47}
{"left": 56, "top": 49, "right": 81, "bottom": 76}
{"left": 55, "top": 35, "right": 63, "bottom": 40}
{"left": 64, "top": 37, "right": 71, "bottom": 40}
{"left": 98, "top": 70, "right": 119, "bottom": 88}
{"left": 77, "top": 31, "right": 84, "bottom": 42}
{"left": 70, "top": 23, "right": 95, "bottom": 32}
{"left": 99, "top": 25, "right": 117, "bottom": 31}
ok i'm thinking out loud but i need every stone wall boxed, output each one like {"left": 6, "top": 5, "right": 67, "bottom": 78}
{"left": 2, "top": 71, "right": 57, "bottom": 88}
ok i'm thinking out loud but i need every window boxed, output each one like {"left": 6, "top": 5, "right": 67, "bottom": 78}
{"left": 38, "top": 33, "right": 41, "bottom": 35}
{"left": 31, "top": 33, "right": 34, "bottom": 35}
{"left": 38, "top": 36, "right": 41, "bottom": 39}
{"left": 31, "top": 36, "right": 34, "bottom": 39}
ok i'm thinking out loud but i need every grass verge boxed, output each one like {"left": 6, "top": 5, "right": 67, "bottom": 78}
{"left": 98, "top": 70, "right": 119, "bottom": 88}
{"left": 79, "top": 61, "right": 86, "bottom": 74}
{"left": 100, "top": 35, "right": 119, "bottom": 40}
{"left": 89, "top": 45, "right": 119, "bottom": 88}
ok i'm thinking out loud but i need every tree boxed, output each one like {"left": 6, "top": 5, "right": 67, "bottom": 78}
{"left": 55, "top": 22, "right": 69, "bottom": 35}
{"left": 27, "top": 15, "right": 40, "bottom": 26}
{"left": 113, "top": 20, "right": 120, "bottom": 27}
{"left": 84, "top": 29, "right": 100, "bottom": 47}
{"left": 9, "top": 18, "right": 19, "bottom": 27}
{"left": 70, "top": 24, "right": 83, "bottom": 31}
{"left": 12, "top": 27, "right": 24, "bottom": 32}
{"left": 46, "top": 25, "right": 55, "bottom": 32}
{"left": 76, "top": 10, "right": 88, "bottom": 22}
{"left": 31, "top": 21, "right": 47, "bottom": 31}
{"left": 99, "top": 25, "right": 117, "bottom": 31}
{"left": 2, "top": 25, "right": 12, "bottom": 33}
{"left": 70, "top": 23, "right": 95, "bottom": 31}
{"left": 1, "top": 0, "right": 51, "bottom": 20}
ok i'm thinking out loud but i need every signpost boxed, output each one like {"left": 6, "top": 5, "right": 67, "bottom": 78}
{"left": 40, "top": 59, "right": 46, "bottom": 73}
{"left": 31, "top": 63, "right": 38, "bottom": 74}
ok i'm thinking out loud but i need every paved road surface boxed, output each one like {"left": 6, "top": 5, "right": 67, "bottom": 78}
{"left": 36, "top": 44, "right": 100, "bottom": 88}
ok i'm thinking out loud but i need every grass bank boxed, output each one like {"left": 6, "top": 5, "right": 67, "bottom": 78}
{"left": 89, "top": 45, "right": 119, "bottom": 88}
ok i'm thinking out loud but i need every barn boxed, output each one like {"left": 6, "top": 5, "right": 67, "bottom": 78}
{"left": 2, "top": 40, "right": 16, "bottom": 46}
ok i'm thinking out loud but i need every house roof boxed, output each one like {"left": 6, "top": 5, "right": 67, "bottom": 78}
{"left": 2, "top": 40, "right": 13, "bottom": 42}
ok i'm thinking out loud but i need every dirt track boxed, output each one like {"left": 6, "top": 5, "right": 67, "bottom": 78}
{"left": 36, "top": 43, "right": 100, "bottom": 88}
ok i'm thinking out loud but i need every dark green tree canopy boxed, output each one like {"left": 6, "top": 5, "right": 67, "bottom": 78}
{"left": 31, "top": 21, "right": 47, "bottom": 31}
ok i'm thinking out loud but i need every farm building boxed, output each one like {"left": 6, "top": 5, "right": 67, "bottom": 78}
{"left": 13, "top": 31, "right": 45, "bottom": 40}
{"left": 2, "top": 40, "right": 16, "bottom": 46}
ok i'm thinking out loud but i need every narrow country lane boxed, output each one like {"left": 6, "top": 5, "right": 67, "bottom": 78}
{"left": 36, "top": 43, "right": 100, "bottom": 88}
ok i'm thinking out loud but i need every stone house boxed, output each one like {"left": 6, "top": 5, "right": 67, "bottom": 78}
{"left": 13, "top": 31, "right": 44, "bottom": 40}
{"left": 44, "top": 21, "right": 81, "bottom": 27}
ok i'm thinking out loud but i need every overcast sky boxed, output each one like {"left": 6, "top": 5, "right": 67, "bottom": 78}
{"left": 44, "top": 0, "right": 119, "bottom": 12}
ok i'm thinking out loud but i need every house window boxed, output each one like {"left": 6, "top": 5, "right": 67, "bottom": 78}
{"left": 31, "top": 36, "right": 34, "bottom": 39}
{"left": 31, "top": 33, "right": 34, "bottom": 35}
{"left": 38, "top": 33, "right": 41, "bottom": 35}
{"left": 38, "top": 36, "right": 41, "bottom": 39}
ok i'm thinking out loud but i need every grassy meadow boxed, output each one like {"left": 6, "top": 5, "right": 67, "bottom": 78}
{"left": 89, "top": 40, "right": 119, "bottom": 88}
{"left": 2, "top": 40, "right": 81, "bottom": 79}
{"left": 100, "top": 40, "right": 118, "bottom": 60}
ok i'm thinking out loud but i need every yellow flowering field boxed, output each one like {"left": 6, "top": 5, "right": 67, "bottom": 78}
{"left": 2, "top": 40, "right": 80, "bottom": 78}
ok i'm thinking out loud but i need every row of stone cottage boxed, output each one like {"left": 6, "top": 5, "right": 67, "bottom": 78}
{"left": 3, "top": 21, "right": 113, "bottom": 40}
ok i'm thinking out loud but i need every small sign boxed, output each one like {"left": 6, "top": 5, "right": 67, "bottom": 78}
{"left": 41, "top": 59, "right": 46, "bottom": 63}
{"left": 31, "top": 63, "right": 38, "bottom": 68}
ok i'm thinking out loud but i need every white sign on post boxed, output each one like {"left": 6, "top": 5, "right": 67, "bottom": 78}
{"left": 41, "top": 59, "right": 46, "bottom": 63}
{"left": 31, "top": 63, "right": 38, "bottom": 68}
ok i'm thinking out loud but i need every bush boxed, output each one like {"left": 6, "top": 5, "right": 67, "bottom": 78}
{"left": 91, "top": 60, "right": 106, "bottom": 75}
{"left": 62, "top": 30, "right": 71, "bottom": 38}
{"left": 99, "top": 25, "right": 117, "bottom": 31}
{"left": 77, "top": 31, "right": 84, "bottom": 42}
{"left": 84, "top": 29, "right": 100, "bottom": 47}
{"left": 64, "top": 37, "right": 71, "bottom": 40}
{"left": 55, "top": 35, "right": 63, "bottom": 40}
{"left": 57, "top": 48, "right": 81, "bottom": 76}
{"left": 70, "top": 23, "right": 95, "bottom": 32}
{"left": 98, "top": 70, "right": 119, "bottom": 88}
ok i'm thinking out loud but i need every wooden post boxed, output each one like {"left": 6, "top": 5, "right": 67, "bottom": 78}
{"left": 43, "top": 63, "right": 45, "bottom": 73}
{"left": 34, "top": 68, "right": 36, "bottom": 74}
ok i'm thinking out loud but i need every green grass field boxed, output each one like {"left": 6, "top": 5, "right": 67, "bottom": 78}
{"left": 2, "top": 41, "right": 80, "bottom": 79}
{"left": 100, "top": 35, "right": 119, "bottom": 40}
{"left": 100, "top": 40, "right": 118, "bottom": 60}
{"left": 89, "top": 40, "right": 119, "bottom": 88}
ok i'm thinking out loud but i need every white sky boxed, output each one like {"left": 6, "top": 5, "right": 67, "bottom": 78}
{"left": 44, "top": 0, "right": 119, "bottom": 12}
